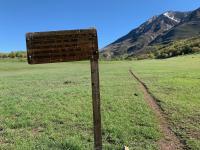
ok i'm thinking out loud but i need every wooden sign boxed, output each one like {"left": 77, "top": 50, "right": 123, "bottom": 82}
{"left": 26, "top": 28, "right": 98, "bottom": 64}
{"left": 26, "top": 28, "right": 102, "bottom": 150}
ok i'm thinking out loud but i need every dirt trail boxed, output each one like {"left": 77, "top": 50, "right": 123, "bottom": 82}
{"left": 129, "top": 69, "right": 185, "bottom": 150}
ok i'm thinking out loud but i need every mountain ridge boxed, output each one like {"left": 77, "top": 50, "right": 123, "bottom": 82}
{"left": 101, "top": 7, "right": 200, "bottom": 59}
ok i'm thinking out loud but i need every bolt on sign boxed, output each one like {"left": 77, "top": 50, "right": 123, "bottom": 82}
{"left": 26, "top": 28, "right": 102, "bottom": 150}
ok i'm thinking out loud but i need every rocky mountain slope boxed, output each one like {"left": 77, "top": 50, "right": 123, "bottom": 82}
{"left": 101, "top": 8, "right": 200, "bottom": 59}
{"left": 151, "top": 8, "right": 200, "bottom": 44}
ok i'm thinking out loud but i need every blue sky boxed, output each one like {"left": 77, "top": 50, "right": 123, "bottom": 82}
{"left": 0, "top": 0, "right": 200, "bottom": 52}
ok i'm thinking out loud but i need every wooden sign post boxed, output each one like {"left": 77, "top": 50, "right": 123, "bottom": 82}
{"left": 26, "top": 28, "right": 102, "bottom": 150}
{"left": 90, "top": 57, "right": 102, "bottom": 150}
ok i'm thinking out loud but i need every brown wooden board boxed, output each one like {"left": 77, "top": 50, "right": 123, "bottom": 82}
{"left": 26, "top": 28, "right": 98, "bottom": 64}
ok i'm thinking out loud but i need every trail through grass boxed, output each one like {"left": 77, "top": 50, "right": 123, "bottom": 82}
{"left": 0, "top": 54, "right": 199, "bottom": 149}
{"left": 131, "top": 54, "right": 200, "bottom": 149}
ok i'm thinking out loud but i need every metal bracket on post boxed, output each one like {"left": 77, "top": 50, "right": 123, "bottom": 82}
{"left": 90, "top": 54, "right": 102, "bottom": 150}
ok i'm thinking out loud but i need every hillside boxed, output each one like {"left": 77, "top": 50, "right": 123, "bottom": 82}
{"left": 131, "top": 36, "right": 200, "bottom": 59}
{"left": 101, "top": 7, "right": 200, "bottom": 59}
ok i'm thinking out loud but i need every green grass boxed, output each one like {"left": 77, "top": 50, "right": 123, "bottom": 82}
{"left": 0, "top": 54, "right": 199, "bottom": 149}
{"left": 0, "top": 60, "right": 160, "bottom": 150}
{"left": 131, "top": 54, "right": 200, "bottom": 149}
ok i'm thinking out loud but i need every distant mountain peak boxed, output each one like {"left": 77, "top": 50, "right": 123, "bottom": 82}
{"left": 163, "top": 11, "right": 181, "bottom": 23}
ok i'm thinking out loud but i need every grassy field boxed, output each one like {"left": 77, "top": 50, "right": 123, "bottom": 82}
{"left": 131, "top": 54, "right": 200, "bottom": 149}
{"left": 0, "top": 60, "right": 160, "bottom": 150}
{"left": 0, "top": 54, "right": 199, "bottom": 149}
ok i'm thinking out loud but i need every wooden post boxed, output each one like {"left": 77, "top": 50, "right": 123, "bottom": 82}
{"left": 90, "top": 57, "right": 102, "bottom": 150}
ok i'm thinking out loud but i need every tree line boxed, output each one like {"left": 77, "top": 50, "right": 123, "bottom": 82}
{"left": 0, "top": 51, "right": 27, "bottom": 58}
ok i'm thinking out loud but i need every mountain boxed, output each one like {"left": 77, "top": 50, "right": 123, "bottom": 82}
{"left": 151, "top": 8, "right": 200, "bottom": 44}
{"left": 100, "top": 8, "right": 200, "bottom": 59}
